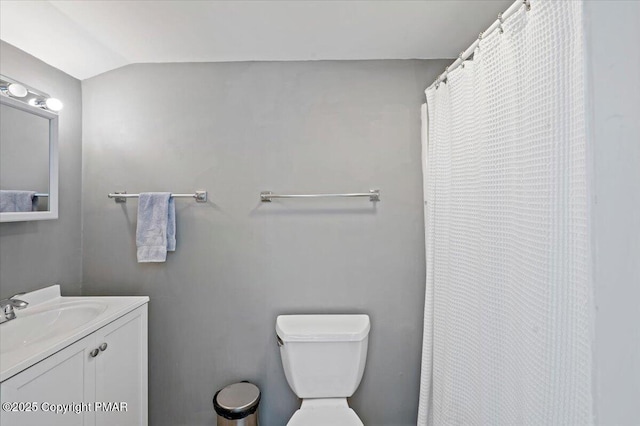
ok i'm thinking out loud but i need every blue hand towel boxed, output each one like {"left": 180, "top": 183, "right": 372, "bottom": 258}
{"left": 136, "top": 192, "right": 176, "bottom": 262}
{"left": 0, "top": 190, "right": 37, "bottom": 212}
{"left": 167, "top": 196, "right": 176, "bottom": 252}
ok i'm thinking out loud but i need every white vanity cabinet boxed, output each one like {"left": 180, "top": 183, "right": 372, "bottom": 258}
{"left": 0, "top": 304, "right": 148, "bottom": 426}
{"left": 94, "top": 304, "right": 148, "bottom": 426}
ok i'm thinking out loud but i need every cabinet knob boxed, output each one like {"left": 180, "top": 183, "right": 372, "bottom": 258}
{"left": 99, "top": 343, "right": 108, "bottom": 352}
{"left": 89, "top": 348, "right": 100, "bottom": 358}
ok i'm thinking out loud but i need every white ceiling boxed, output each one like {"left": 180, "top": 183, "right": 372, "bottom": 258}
{"left": 0, "top": 0, "right": 511, "bottom": 80}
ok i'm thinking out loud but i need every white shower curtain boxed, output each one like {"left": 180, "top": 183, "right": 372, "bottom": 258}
{"left": 418, "top": 1, "right": 593, "bottom": 425}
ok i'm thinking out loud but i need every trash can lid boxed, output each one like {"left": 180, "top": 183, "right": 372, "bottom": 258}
{"left": 213, "top": 382, "right": 260, "bottom": 420}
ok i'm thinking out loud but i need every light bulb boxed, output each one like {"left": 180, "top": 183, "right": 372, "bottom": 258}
{"left": 45, "top": 98, "right": 63, "bottom": 112}
{"left": 7, "top": 83, "right": 28, "bottom": 97}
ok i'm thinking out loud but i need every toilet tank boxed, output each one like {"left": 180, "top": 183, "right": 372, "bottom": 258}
{"left": 276, "top": 314, "right": 370, "bottom": 399}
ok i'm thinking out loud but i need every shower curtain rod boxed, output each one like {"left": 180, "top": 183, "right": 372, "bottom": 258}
{"left": 428, "top": 0, "right": 530, "bottom": 90}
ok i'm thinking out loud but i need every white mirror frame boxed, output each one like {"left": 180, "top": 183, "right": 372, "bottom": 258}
{"left": 0, "top": 95, "right": 59, "bottom": 222}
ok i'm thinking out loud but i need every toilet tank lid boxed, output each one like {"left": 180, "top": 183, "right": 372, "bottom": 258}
{"left": 276, "top": 314, "right": 370, "bottom": 343}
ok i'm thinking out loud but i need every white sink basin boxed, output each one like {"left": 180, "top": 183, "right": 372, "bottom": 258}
{"left": 0, "top": 301, "right": 107, "bottom": 354}
{"left": 0, "top": 286, "right": 148, "bottom": 382}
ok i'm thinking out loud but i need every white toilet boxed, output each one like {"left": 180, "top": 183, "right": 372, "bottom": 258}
{"left": 276, "top": 314, "right": 370, "bottom": 426}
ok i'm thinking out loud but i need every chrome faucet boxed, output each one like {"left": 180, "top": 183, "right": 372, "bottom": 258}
{"left": 0, "top": 293, "right": 29, "bottom": 324}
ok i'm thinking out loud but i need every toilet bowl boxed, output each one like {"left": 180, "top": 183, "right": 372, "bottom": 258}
{"left": 276, "top": 314, "right": 370, "bottom": 425}
{"left": 287, "top": 398, "right": 363, "bottom": 426}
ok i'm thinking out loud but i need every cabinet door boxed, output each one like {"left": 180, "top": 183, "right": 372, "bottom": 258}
{"left": 94, "top": 305, "right": 148, "bottom": 426}
{"left": 0, "top": 334, "right": 96, "bottom": 426}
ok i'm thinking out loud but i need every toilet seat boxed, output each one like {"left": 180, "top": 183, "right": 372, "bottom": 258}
{"left": 287, "top": 407, "right": 364, "bottom": 426}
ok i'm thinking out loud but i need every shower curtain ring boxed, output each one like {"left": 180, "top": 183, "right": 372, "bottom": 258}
{"left": 523, "top": 0, "right": 531, "bottom": 11}
{"left": 459, "top": 52, "right": 465, "bottom": 68}
{"left": 498, "top": 12, "right": 504, "bottom": 34}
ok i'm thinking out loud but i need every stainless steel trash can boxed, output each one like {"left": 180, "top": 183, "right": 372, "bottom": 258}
{"left": 213, "top": 381, "right": 260, "bottom": 426}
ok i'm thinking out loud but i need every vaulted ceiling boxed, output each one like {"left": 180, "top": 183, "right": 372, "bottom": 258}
{"left": 0, "top": 0, "right": 511, "bottom": 80}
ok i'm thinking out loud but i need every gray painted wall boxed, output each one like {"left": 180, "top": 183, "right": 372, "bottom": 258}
{"left": 0, "top": 41, "right": 83, "bottom": 298}
{"left": 82, "top": 60, "right": 446, "bottom": 426}
{"left": 585, "top": 2, "right": 640, "bottom": 425}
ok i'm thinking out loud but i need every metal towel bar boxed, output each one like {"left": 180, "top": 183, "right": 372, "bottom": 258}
{"left": 260, "top": 189, "right": 380, "bottom": 203}
{"left": 107, "top": 191, "right": 207, "bottom": 203}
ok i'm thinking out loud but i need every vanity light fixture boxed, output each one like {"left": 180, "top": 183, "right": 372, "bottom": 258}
{"left": 28, "top": 97, "right": 64, "bottom": 112}
{"left": 45, "top": 98, "right": 64, "bottom": 112}
{"left": 1, "top": 74, "right": 63, "bottom": 113}
{"left": 0, "top": 82, "right": 28, "bottom": 98}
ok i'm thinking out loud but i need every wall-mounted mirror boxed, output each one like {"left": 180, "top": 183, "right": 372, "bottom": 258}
{"left": 0, "top": 75, "right": 59, "bottom": 222}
